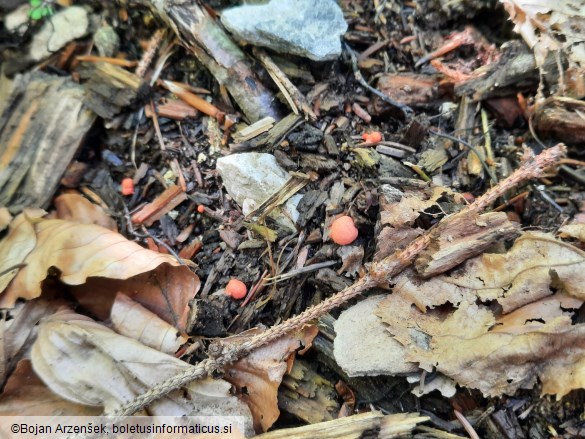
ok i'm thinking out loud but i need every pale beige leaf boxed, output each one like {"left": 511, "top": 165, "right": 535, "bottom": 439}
{"left": 377, "top": 232, "right": 585, "bottom": 398}
{"left": 30, "top": 309, "right": 253, "bottom": 430}
{"left": 393, "top": 232, "right": 585, "bottom": 313}
{"left": 224, "top": 325, "right": 319, "bottom": 433}
{"left": 51, "top": 193, "right": 118, "bottom": 231}
{"left": 500, "top": 0, "right": 585, "bottom": 67}
{"left": 110, "top": 293, "right": 188, "bottom": 355}
{"left": 0, "top": 218, "right": 193, "bottom": 309}
{"left": 558, "top": 223, "right": 585, "bottom": 242}
{"left": 0, "top": 209, "right": 46, "bottom": 294}
{"left": 378, "top": 296, "right": 585, "bottom": 398}
{"left": 0, "top": 360, "right": 101, "bottom": 416}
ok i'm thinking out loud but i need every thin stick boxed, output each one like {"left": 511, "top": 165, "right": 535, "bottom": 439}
{"left": 106, "top": 144, "right": 565, "bottom": 417}
{"left": 344, "top": 42, "right": 414, "bottom": 119}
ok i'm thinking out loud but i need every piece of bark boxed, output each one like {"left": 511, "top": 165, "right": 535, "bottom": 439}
{"left": 145, "top": 98, "right": 199, "bottom": 120}
{"left": 534, "top": 105, "right": 585, "bottom": 146}
{"left": 254, "top": 411, "right": 429, "bottom": 439}
{"left": 148, "top": 0, "right": 280, "bottom": 122}
{"left": 415, "top": 211, "right": 520, "bottom": 278}
{"left": 455, "top": 41, "right": 559, "bottom": 101}
{"left": 371, "top": 73, "right": 446, "bottom": 112}
{"left": 278, "top": 358, "right": 338, "bottom": 424}
{"left": 130, "top": 185, "right": 187, "bottom": 226}
{"left": 78, "top": 62, "right": 146, "bottom": 119}
{"left": 0, "top": 72, "right": 96, "bottom": 213}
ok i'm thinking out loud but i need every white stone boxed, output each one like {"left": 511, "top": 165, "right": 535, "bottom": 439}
{"left": 334, "top": 296, "right": 418, "bottom": 376}
{"left": 29, "top": 6, "right": 89, "bottom": 61}
{"left": 216, "top": 153, "right": 300, "bottom": 230}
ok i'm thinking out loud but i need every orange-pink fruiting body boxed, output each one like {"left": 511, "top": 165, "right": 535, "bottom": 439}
{"left": 329, "top": 215, "right": 358, "bottom": 245}
{"left": 226, "top": 279, "right": 247, "bottom": 299}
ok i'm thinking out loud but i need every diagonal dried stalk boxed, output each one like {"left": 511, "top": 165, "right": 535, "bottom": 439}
{"left": 106, "top": 144, "right": 565, "bottom": 418}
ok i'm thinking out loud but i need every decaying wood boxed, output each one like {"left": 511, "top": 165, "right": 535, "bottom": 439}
{"left": 534, "top": 103, "right": 585, "bottom": 146}
{"left": 78, "top": 62, "right": 146, "bottom": 119}
{"left": 455, "top": 41, "right": 560, "bottom": 101}
{"left": 254, "top": 411, "right": 429, "bottom": 439}
{"left": 231, "top": 113, "right": 303, "bottom": 152}
{"left": 278, "top": 358, "right": 339, "bottom": 424}
{"left": 105, "top": 145, "right": 565, "bottom": 418}
{"left": 415, "top": 211, "right": 520, "bottom": 278}
{"left": 148, "top": 0, "right": 280, "bottom": 122}
{"left": 314, "top": 314, "right": 407, "bottom": 409}
{"left": 144, "top": 98, "right": 199, "bottom": 120}
{"left": 372, "top": 73, "right": 446, "bottom": 112}
{"left": 253, "top": 48, "right": 317, "bottom": 121}
{"left": 131, "top": 184, "right": 187, "bottom": 226}
{"left": 0, "top": 73, "right": 96, "bottom": 213}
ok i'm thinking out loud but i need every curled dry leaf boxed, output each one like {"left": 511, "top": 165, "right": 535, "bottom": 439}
{"left": 377, "top": 232, "right": 585, "bottom": 398}
{"left": 393, "top": 232, "right": 585, "bottom": 312}
{"left": 0, "top": 214, "right": 199, "bottom": 329}
{"left": 500, "top": 0, "right": 585, "bottom": 67}
{"left": 110, "top": 293, "right": 188, "bottom": 355}
{"left": 50, "top": 193, "right": 118, "bottom": 231}
{"left": 71, "top": 263, "right": 198, "bottom": 330}
{"left": 223, "top": 325, "right": 319, "bottom": 433}
{"left": 31, "top": 308, "right": 253, "bottom": 432}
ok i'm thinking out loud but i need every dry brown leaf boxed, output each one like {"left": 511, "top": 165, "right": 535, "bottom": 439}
{"left": 0, "top": 216, "right": 199, "bottom": 326}
{"left": 392, "top": 232, "right": 585, "bottom": 312}
{"left": 379, "top": 297, "right": 585, "bottom": 398}
{"left": 50, "top": 193, "right": 118, "bottom": 231}
{"left": 0, "top": 359, "right": 101, "bottom": 416}
{"left": 223, "top": 325, "right": 319, "bottom": 433}
{"left": 379, "top": 186, "right": 463, "bottom": 228}
{"left": 30, "top": 308, "right": 253, "bottom": 431}
{"left": 71, "top": 263, "right": 198, "bottom": 330}
{"left": 500, "top": 0, "right": 585, "bottom": 67}
{"left": 558, "top": 223, "right": 585, "bottom": 242}
{"left": 110, "top": 293, "right": 188, "bottom": 355}
{"left": 377, "top": 232, "right": 585, "bottom": 398}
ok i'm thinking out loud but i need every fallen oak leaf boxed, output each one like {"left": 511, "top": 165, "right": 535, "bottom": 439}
{"left": 379, "top": 298, "right": 585, "bottom": 398}
{"left": 376, "top": 231, "right": 585, "bottom": 398}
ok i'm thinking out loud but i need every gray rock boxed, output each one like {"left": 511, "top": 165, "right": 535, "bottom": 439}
{"left": 221, "top": 0, "right": 347, "bottom": 61}
{"left": 29, "top": 6, "right": 89, "bottom": 61}
{"left": 334, "top": 296, "right": 418, "bottom": 376}
{"left": 216, "top": 153, "right": 300, "bottom": 231}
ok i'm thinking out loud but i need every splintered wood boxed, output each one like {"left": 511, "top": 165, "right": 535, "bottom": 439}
{"left": 0, "top": 73, "right": 96, "bottom": 213}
